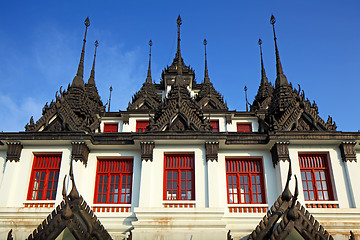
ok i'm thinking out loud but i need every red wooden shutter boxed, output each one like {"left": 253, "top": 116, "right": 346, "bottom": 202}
{"left": 237, "top": 123, "right": 252, "bottom": 132}
{"left": 103, "top": 123, "right": 118, "bottom": 133}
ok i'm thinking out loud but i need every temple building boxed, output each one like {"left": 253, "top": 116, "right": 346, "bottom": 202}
{"left": 0, "top": 15, "right": 359, "bottom": 240}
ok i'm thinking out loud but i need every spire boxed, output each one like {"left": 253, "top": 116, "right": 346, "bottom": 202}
{"left": 258, "top": 38, "right": 269, "bottom": 85}
{"left": 146, "top": 40, "right": 152, "bottom": 83}
{"left": 88, "top": 40, "right": 98, "bottom": 86}
{"left": 72, "top": 17, "right": 90, "bottom": 88}
{"left": 203, "top": 38, "right": 210, "bottom": 83}
{"left": 176, "top": 15, "right": 183, "bottom": 75}
{"left": 270, "top": 15, "right": 288, "bottom": 88}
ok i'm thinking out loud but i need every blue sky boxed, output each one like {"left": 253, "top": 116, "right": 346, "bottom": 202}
{"left": 0, "top": 0, "right": 359, "bottom": 132}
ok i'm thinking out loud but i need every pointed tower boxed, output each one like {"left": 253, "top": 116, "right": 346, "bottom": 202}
{"left": 203, "top": 38, "right": 210, "bottom": 84}
{"left": 127, "top": 40, "right": 162, "bottom": 110}
{"left": 86, "top": 40, "right": 103, "bottom": 108}
{"left": 251, "top": 38, "right": 273, "bottom": 111}
{"left": 87, "top": 40, "right": 98, "bottom": 86}
{"left": 146, "top": 40, "right": 153, "bottom": 83}
{"left": 161, "top": 15, "right": 195, "bottom": 90}
{"left": 196, "top": 38, "right": 227, "bottom": 110}
{"left": 270, "top": 15, "right": 288, "bottom": 88}
{"left": 71, "top": 17, "right": 90, "bottom": 89}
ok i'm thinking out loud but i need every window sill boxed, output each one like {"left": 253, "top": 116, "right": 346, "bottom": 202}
{"left": 92, "top": 204, "right": 131, "bottom": 213}
{"left": 163, "top": 201, "right": 196, "bottom": 208}
{"left": 228, "top": 204, "right": 268, "bottom": 213}
{"left": 305, "top": 200, "right": 339, "bottom": 208}
{"left": 23, "top": 200, "right": 55, "bottom": 208}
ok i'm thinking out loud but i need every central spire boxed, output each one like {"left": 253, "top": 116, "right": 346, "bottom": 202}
{"left": 72, "top": 17, "right": 90, "bottom": 88}
{"left": 270, "top": 15, "right": 288, "bottom": 88}
{"left": 176, "top": 14, "right": 183, "bottom": 75}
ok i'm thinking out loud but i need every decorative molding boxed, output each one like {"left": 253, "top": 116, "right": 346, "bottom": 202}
{"left": 270, "top": 142, "right": 290, "bottom": 167}
{"left": 339, "top": 142, "right": 357, "bottom": 162}
{"left": 205, "top": 142, "right": 219, "bottom": 162}
{"left": 71, "top": 142, "right": 90, "bottom": 166}
{"left": 6, "top": 142, "right": 23, "bottom": 162}
{"left": 140, "top": 142, "right": 155, "bottom": 161}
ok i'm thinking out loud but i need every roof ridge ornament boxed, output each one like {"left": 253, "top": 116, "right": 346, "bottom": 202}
{"left": 146, "top": 40, "right": 153, "bottom": 83}
{"left": 270, "top": 15, "right": 288, "bottom": 88}
{"left": 88, "top": 40, "right": 98, "bottom": 86}
{"left": 71, "top": 17, "right": 90, "bottom": 89}
{"left": 203, "top": 38, "right": 210, "bottom": 83}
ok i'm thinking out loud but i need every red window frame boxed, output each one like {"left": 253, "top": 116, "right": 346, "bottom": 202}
{"left": 164, "top": 154, "right": 195, "bottom": 201}
{"left": 94, "top": 158, "right": 133, "bottom": 204}
{"left": 27, "top": 154, "right": 62, "bottom": 200}
{"left": 136, "top": 120, "right": 149, "bottom": 132}
{"left": 103, "top": 123, "right": 118, "bottom": 133}
{"left": 210, "top": 120, "right": 219, "bottom": 132}
{"left": 237, "top": 123, "right": 252, "bottom": 132}
{"left": 226, "top": 158, "right": 265, "bottom": 204}
{"left": 299, "top": 154, "right": 334, "bottom": 201}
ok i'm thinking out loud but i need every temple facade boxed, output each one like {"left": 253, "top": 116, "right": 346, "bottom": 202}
{"left": 0, "top": 15, "right": 359, "bottom": 240}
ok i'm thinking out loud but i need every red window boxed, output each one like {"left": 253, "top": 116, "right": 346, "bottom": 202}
{"left": 27, "top": 154, "right": 62, "bottom": 200}
{"left": 210, "top": 120, "right": 219, "bottom": 132}
{"left": 237, "top": 123, "right": 252, "bottom": 132}
{"left": 103, "top": 123, "right": 118, "bottom": 133}
{"left": 226, "top": 158, "right": 265, "bottom": 204}
{"left": 164, "top": 154, "right": 195, "bottom": 200}
{"left": 136, "top": 120, "right": 149, "bottom": 132}
{"left": 299, "top": 154, "right": 333, "bottom": 201}
{"left": 94, "top": 158, "right": 133, "bottom": 204}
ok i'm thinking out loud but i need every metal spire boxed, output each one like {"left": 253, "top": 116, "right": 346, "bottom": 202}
{"left": 270, "top": 15, "right": 288, "bottom": 88}
{"left": 146, "top": 40, "right": 152, "bottom": 83}
{"left": 71, "top": 17, "right": 90, "bottom": 88}
{"left": 244, "top": 86, "right": 249, "bottom": 112}
{"left": 176, "top": 15, "right": 183, "bottom": 75}
{"left": 108, "top": 86, "right": 113, "bottom": 112}
{"left": 88, "top": 40, "right": 98, "bottom": 85}
{"left": 258, "top": 38, "right": 268, "bottom": 85}
{"left": 203, "top": 38, "right": 210, "bottom": 83}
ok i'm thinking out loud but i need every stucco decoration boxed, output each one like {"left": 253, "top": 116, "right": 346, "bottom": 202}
{"left": 26, "top": 160, "right": 112, "bottom": 240}
{"left": 248, "top": 161, "right": 335, "bottom": 240}
{"left": 270, "top": 142, "right": 290, "bottom": 167}
{"left": 71, "top": 142, "right": 90, "bottom": 166}
{"left": 205, "top": 142, "right": 219, "bottom": 162}
{"left": 140, "top": 142, "right": 155, "bottom": 161}
{"left": 339, "top": 142, "right": 357, "bottom": 162}
{"left": 6, "top": 142, "right": 23, "bottom": 162}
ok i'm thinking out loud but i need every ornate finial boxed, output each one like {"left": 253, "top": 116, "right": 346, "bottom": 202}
{"left": 108, "top": 86, "right": 113, "bottom": 112}
{"left": 177, "top": 15, "right": 182, "bottom": 27}
{"left": 88, "top": 40, "right": 98, "bottom": 85}
{"left": 258, "top": 38, "right": 268, "bottom": 85}
{"left": 146, "top": 40, "right": 153, "bottom": 83}
{"left": 270, "top": 14, "right": 288, "bottom": 87}
{"left": 244, "top": 86, "right": 249, "bottom": 112}
{"left": 203, "top": 38, "right": 210, "bottom": 83}
{"left": 176, "top": 15, "right": 183, "bottom": 75}
{"left": 71, "top": 17, "right": 90, "bottom": 88}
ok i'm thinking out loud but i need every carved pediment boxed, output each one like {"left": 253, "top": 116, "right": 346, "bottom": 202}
{"left": 148, "top": 85, "right": 211, "bottom": 132}
{"left": 128, "top": 82, "right": 161, "bottom": 111}
{"left": 25, "top": 84, "right": 103, "bottom": 133}
{"left": 196, "top": 82, "right": 227, "bottom": 110}
{"left": 248, "top": 163, "right": 336, "bottom": 240}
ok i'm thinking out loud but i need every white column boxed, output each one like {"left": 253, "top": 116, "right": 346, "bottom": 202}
{"left": 138, "top": 159, "right": 154, "bottom": 207}
{"left": 344, "top": 159, "right": 360, "bottom": 208}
